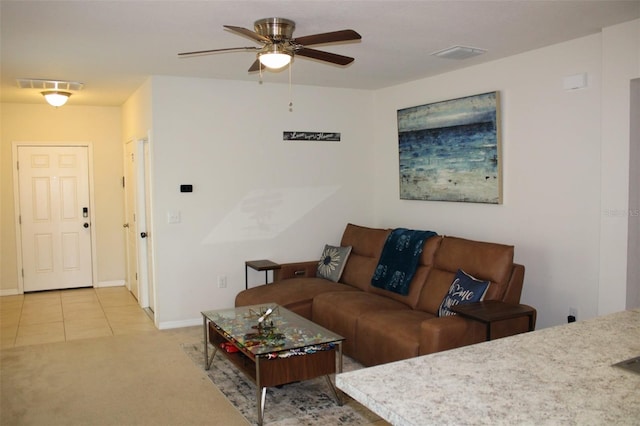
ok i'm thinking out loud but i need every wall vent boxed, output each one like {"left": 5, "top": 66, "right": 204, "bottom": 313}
{"left": 431, "top": 45, "right": 486, "bottom": 60}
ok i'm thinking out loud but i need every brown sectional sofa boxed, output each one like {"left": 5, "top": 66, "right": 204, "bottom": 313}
{"left": 235, "top": 223, "right": 535, "bottom": 366}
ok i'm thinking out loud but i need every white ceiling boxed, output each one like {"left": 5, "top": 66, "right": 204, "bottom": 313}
{"left": 2, "top": 1, "right": 639, "bottom": 107}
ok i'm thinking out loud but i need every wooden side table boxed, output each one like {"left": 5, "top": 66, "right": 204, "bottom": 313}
{"left": 245, "top": 260, "right": 281, "bottom": 289}
{"left": 451, "top": 300, "right": 535, "bottom": 341}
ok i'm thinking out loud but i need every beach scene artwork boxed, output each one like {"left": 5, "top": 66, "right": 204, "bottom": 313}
{"left": 398, "top": 91, "right": 502, "bottom": 204}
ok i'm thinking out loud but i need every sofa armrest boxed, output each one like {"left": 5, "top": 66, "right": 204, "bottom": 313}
{"left": 418, "top": 316, "right": 486, "bottom": 356}
{"left": 502, "top": 263, "right": 525, "bottom": 304}
{"left": 274, "top": 261, "right": 318, "bottom": 281}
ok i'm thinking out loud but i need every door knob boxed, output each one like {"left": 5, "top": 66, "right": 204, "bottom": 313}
{"left": 83, "top": 223, "right": 89, "bottom": 228}
{"left": 123, "top": 223, "right": 129, "bottom": 228}
{"left": 140, "top": 232, "right": 147, "bottom": 238}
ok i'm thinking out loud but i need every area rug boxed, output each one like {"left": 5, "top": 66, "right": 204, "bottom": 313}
{"left": 182, "top": 342, "right": 382, "bottom": 425}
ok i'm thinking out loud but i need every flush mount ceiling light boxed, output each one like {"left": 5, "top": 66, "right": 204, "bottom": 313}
{"left": 258, "top": 44, "right": 292, "bottom": 69}
{"left": 431, "top": 45, "right": 487, "bottom": 60}
{"left": 17, "top": 78, "right": 84, "bottom": 107}
{"left": 41, "top": 91, "right": 71, "bottom": 107}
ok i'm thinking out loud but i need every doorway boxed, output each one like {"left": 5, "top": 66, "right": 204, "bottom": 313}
{"left": 124, "top": 138, "right": 155, "bottom": 313}
{"left": 13, "top": 144, "right": 96, "bottom": 292}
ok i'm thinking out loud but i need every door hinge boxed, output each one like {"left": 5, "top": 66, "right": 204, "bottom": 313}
{"left": 122, "top": 176, "right": 125, "bottom": 188}
{"left": 135, "top": 272, "right": 138, "bottom": 281}
{"left": 21, "top": 269, "right": 24, "bottom": 278}
{"left": 16, "top": 161, "right": 19, "bottom": 171}
{"left": 18, "top": 215, "right": 21, "bottom": 225}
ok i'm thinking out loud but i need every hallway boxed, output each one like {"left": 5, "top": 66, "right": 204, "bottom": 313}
{"left": 0, "top": 286, "right": 155, "bottom": 348}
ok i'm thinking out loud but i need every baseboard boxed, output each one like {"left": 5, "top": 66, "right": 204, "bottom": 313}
{"left": 1, "top": 280, "right": 126, "bottom": 296}
{"left": 158, "top": 318, "right": 201, "bottom": 330}
{"left": 96, "top": 280, "right": 126, "bottom": 288}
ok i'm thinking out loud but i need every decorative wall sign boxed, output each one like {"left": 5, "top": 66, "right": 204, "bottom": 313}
{"left": 397, "top": 91, "right": 502, "bottom": 204}
{"left": 283, "top": 131, "right": 341, "bottom": 142}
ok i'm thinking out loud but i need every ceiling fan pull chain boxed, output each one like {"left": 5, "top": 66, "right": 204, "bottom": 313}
{"left": 288, "top": 62, "right": 293, "bottom": 112}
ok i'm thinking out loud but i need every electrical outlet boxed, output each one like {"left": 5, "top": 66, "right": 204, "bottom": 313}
{"left": 217, "top": 275, "right": 227, "bottom": 289}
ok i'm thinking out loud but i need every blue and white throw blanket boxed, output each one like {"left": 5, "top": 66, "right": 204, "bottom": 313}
{"left": 371, "top": 228, "right": 437, "bottom": 295}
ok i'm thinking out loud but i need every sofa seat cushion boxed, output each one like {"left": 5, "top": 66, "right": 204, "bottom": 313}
{"left": 355, "top": 309, "right": 435, "bottom": 366}
{"left": 235, "top": 278, "right": 358, "bottom": 319}
{"left": 312, "top": 291, "right": 410, "bottom": 357}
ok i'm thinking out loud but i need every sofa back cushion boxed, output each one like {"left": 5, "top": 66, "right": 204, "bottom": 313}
{"left": 416, "top": 236, "right": 514, "bottom": 314}
{"left": 369, "top": 235, "right": 443, "bottom": 308}
{"left": 339, "top": 224, "right": 391, "bottom": 292}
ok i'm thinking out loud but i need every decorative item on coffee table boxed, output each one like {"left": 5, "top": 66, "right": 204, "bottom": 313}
{"left": 243, "top": 307, "right": 286, "bottom": 346}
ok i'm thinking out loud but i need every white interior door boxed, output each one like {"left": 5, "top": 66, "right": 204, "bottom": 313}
{"left": 124, "top": 141, "right": 140, "bottom": 300}
{"left": 17, "top": 146, "right": 93, "bottom": 292}
{"left": 124, "top": 138, "right": 154, "bottom": 310}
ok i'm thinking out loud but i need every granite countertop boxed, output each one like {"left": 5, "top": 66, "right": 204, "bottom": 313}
{"left": 337, "top": 309, "right": 640, "bottom": 425}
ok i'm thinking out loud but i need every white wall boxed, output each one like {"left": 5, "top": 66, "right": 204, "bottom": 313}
{"left": 1, "top": 104, "right": 125, "bottom": 293}
{"left": 147, "top": 76, "right": 375, "bottom": 328}
{"left": 372, "top": 34, "right": 606, "bottom": 329}
{"left": 122, "top": 78, "right": 152, "bottom": 143}
{"left": 599, "top": 19, "right": 640, "bottom": 315}
{"left": 629, "top": 78, "right": 640, "bottom": 309}
{"left": 371, "top": 20, "right": 640, "bottom": 328}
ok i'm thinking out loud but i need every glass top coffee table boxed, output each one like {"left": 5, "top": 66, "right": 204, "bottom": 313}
{"left": 201, "top": 304, "right": 344, "bottom": 425}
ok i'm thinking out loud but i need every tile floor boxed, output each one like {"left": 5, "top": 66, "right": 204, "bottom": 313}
{"left": 0, "top": 286, "right": 156, "bottom": 348}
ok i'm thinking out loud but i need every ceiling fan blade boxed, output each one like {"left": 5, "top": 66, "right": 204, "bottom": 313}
{"left": 295, "top": 48, "right": 355, "bottom": 66}
{"left": 248, "top": 59, "right": 265, "bottom": 73}
{"left": 294, "top": 29, "right": 361, "bottom": 46}
{"left": 224, "top": 25, "right": 271, "bottom": 43}
{"left": 178, "top": 47, "right": 259, "bottom": 57}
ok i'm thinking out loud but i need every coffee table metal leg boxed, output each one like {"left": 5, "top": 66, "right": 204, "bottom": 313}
{"left": 256, "top": 356, "right": 266, "bottom": 426}
{"left": 202, "top": 316, "right": 217, "bottom": 370}
{"left": 202, "top": 315, "right": 209, "bottom": 369}
{"left": 326, "top": 342, "right": 344, "bottom": 406}
{"left": 325, "top": 375, "right": 343, "bottom": 406}
{"left": 257, "top": 386, "right": 267, "bottom": 425}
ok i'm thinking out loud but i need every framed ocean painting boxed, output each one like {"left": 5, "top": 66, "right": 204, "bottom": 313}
{"left": 397, "top": 91, "right": 502, "bottom": 204}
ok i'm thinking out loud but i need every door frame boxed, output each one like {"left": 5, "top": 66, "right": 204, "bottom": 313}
{"left": 141, "top": 137, "right": 156, "bottom": 313}
{"left": 12, "top": 142, "right": 98, "bottom": 294}
{"left": 123, "top": 137, "right": 156, "bottom": 314}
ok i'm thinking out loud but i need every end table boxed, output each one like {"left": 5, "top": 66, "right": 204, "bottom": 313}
{"left": 451, "top": 300, "right": 535, "bottom": 341}
{"left": 245, "top": 259, "right": 281, "bottom": 289}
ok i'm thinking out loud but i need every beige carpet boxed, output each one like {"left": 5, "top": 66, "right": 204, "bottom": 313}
{"left": 0, "top": 326, "right": 249, "bottom": 426}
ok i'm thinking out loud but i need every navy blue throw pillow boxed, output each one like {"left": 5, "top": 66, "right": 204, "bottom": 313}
{"left": 438, "top": 269, "right": 490, "bottom": 317}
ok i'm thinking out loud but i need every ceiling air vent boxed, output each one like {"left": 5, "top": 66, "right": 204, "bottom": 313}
{"left": 17, "top": 79, "right": 84, "bottom": 91}
{"left": 431, "top": 45, "right": 486, "bottom": 60}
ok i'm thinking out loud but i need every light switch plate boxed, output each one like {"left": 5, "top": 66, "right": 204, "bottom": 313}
{"left": 167, "top": 210, "right": 181, "bottom": 224}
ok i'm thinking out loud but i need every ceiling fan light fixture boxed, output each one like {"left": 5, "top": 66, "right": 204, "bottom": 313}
{"left": 258, "top": 51, "right": 291, "bottom": 69}
{"left": 41, "top": 90, "right": 71, "bottom": 107}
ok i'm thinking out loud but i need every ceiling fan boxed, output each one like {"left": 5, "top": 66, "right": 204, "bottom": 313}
{"left": 178, "top": 17, "right": 361, "bottom": 72}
